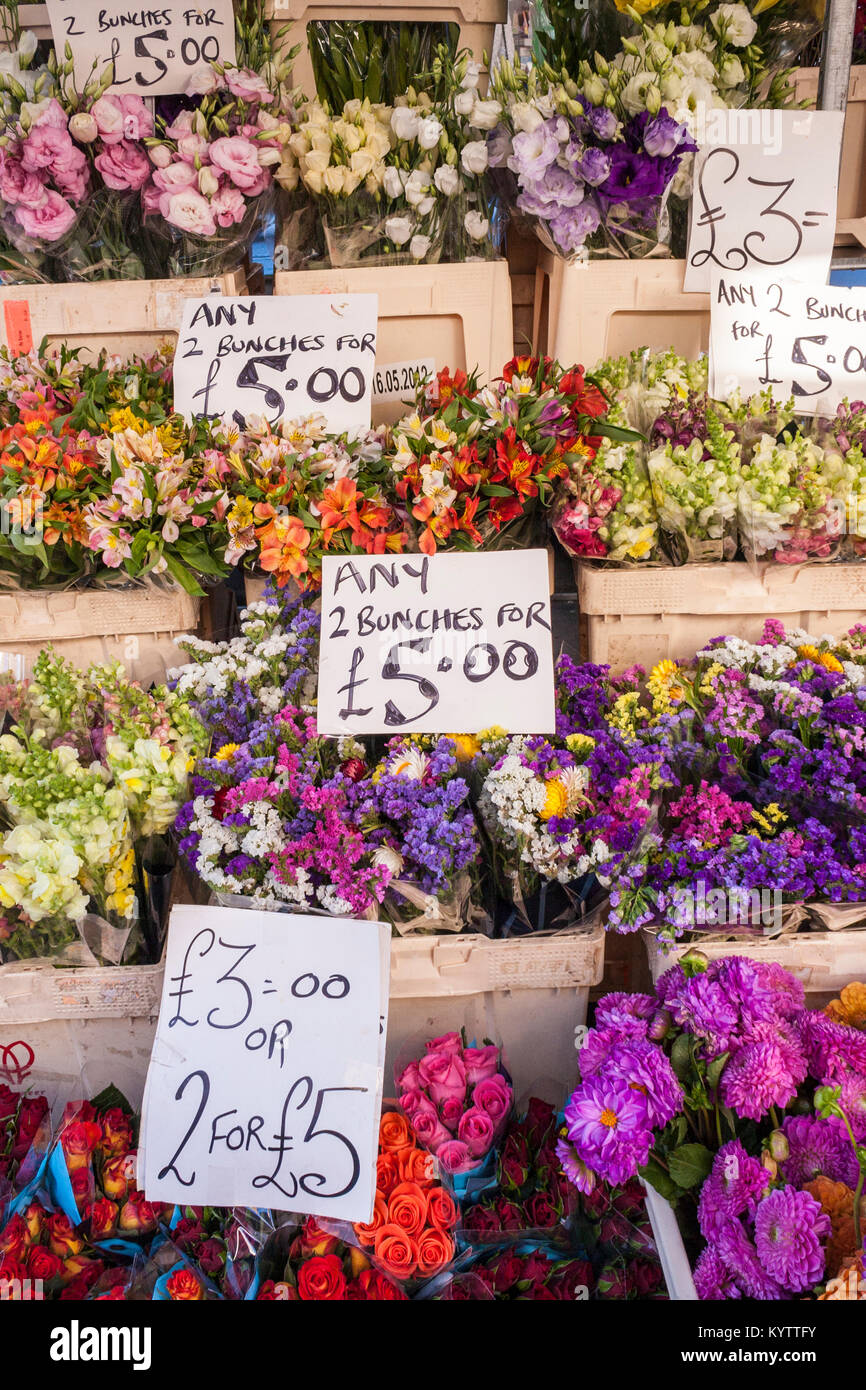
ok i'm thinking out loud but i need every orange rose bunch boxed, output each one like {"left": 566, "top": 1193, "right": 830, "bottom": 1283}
{"left": 0, "top": 1199, "right": 109, "bottom": 1298}
{"left": 256, "top": 1216, "right": 407, "bottom": 1301}
{"left": 352, "top": 1110, "right": 459, "bottom": 1286}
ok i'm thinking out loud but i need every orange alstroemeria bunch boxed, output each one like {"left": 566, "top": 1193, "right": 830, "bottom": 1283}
{"left": 389, "top": 359, "right": 613, "bottom": 556}
{"left": 216, "top": 417, "right": 407, "bottom": 590}
{"left": 0, "top": 414, "right": 101, "bottom": 586}
{"left": 351, "top": 1109, "right": 459, "bottom": 1287}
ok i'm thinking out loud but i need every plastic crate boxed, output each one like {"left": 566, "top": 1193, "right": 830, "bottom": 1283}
{"left": 0, "top": 584, "right": 200, "bottom": 684}
{"left": 795, "top": 66, "right": 866, "bottom": 246}
{"left": 273, "top": 260, "right": 514, "bottom": 421}
{"left": 0, "top": 269, "right": 247, "bottom": 361}
{"left": 0, "top": 959, "right": 164, "bottom": 1110}
{"left": 532, "top": 252, "right": 709, "bottom": 372}
{"left": 644, "top": 924, "right": 866, "bottom": 1005}
{"left": 386, "top": 922, "right": 605, "bottom": 1096}
{"left": 576, "top": 560, "right": 866, "bottom": 673}
{"left": 265, "top": 0, "right": 505, "bottom": 101}
{"left": 0, "top": 4, "right": 50, "bottom": 42}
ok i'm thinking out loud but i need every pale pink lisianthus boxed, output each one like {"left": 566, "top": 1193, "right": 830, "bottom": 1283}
{"left": 160, "top": 188, "right": 217, "bottom": 237}
{"left": 95, "top": 141, "right": 151, "bottom": 192}
{"left": 152, "top": 160, "right": 198, "bottom": 194}
{"left": 14, "top": 188, "right": 77, "bottom": 241}
{"left": 211, "top": 184, "right": 247, "bottom": 227}
{"left": 209, "top": 136, "right": 266, "bottom": 192}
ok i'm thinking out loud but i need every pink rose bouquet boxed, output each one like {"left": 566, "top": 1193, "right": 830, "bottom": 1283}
{"left": 396, "top": 1032, "right": 513, "bottom": 1176}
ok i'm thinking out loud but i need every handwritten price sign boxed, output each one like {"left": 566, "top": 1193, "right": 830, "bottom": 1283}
{"left": 45, "top": 1, "right": 236, "bottom": 95}
{"left": 684, "top": 111, "right": 843, "bottom": 294}
{"left": 140, "top": 906, "right": 390, "bottom": 1220}
{"left": 173, "top": 294, "right": 377, "bottom": 433}
{"left": 709, "top": 271, "right": 866, "bottom": 415}
{"left": 317, "top": 550, "right": 556, "bottom": 735}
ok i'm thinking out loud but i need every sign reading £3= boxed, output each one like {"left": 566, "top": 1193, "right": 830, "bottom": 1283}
{"left": 140, "top": 906, "right": 390, "bottom": 1221}
{"left": 683, "top": 109, "right": 843, "bottom": 294}
{"left": 172, "top": 294, "right": 378, "bottom": 433}
{"left": 317, "top": 550, "right": 556, "bottom": 735}
{"left": 45, "top": 1, "right": 237, "bottom": 96}
{"left": 709, "top": 271, "right": 866, "bottom": 416}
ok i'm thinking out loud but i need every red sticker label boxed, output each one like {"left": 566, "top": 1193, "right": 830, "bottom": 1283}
{"left": 3, "top": 300, "right": 33, "bottom": 356}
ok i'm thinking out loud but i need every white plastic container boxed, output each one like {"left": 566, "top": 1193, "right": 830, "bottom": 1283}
{"left": 643, "top": 1182, "right": 698, "bottom": 1301}
{"left": 644, "top": 924, "right": 866, "bottom": 1003}
{"left": 273, "top": 261, "right": 514, "bottom": 421}
{"left": 265, "top": 0, "right": 506, "bottom": 100}
{"left": 386, "top": 922, "right": 605, "bottom": 1096}
{"left": 532, "top": 252, "right": 710, "bottom": 372}
{"left": 795, "top": 66, "right": 866, "bottom": 246}
{"left": 0, "top": 269, "right": 247, "bottom": 360}
{"left": 0, "top": 584, "right": 200, "bottom": 683}
{"left": 0, "top": 960, "right": 164, "bottom": 1110}
{"left": 576, "top": 560, "right": 866, "bottom": 673}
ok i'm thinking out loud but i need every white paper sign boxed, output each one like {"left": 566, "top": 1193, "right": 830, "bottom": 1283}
{"left": 709, "top": 270, "right": 866, "bottom": 415}
{"left": 372, "top": 358, "right": 436, "bottom": 403}
{"left": 173, "top": 294, "right": 378, "bottom": 433}
{"left": 317, "top": 549, "right": 556, "bottom": 735}
{"left": 140, "top": 906, "right": 390, "bottom": 1221}
{"left": 683, "top": 109, "right": 843, "bottom": 294}
{"left": 45, "top": 0, "right": 236, "bottom": 96}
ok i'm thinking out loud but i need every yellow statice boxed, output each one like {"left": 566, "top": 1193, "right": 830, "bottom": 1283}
{"left": 698, "top": 661, "right": 725, "bottom": 699}
{"left": 608, "top": 693, "right": 651, "bottom": 737}
{"left": 565, "top": 732, "right": 597, "bottom": 755}
{"left": 750, "top": 803, "right": 788, "bottom": 836}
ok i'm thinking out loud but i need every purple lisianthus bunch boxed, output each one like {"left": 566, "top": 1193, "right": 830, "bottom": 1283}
{"left": 498, "top": 86, "right": 693, "bottom": 259}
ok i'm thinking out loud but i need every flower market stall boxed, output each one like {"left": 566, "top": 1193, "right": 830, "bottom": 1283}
{"left": 1, "top": 0, "right": 866, "bottom": 1339}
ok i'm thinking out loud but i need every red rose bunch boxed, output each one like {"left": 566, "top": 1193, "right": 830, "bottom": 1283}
{"left": 58, "top": 1100, "right": 167, "bottom": 1245}
{"left": 0, "top": 1198, "right": 106, "bottom": 1295}
{"left": 461, "top": 1097, "right": 576, "bottom": 1237}
{"left": 256, "top": 1217, "right": 408, "bottom": 1301}
{"left": 0, "top": 1083, "right": 49, "bottom": 1192}
{"left": 170, "top": 1205, "right": 267, "bottom": 1299}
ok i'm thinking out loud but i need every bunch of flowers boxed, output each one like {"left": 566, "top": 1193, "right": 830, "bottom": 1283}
{"left": 256, "top": 1217, "right": 408, "bottom": 1300}
{"left": 0, "top": 1083, "right": 49, "bottom": 1200}
{"left": 490, "top": 60, "right": 696, "bottom": 258}
{"left": 390, "top": 357, "right": 612, "bottom": 555}
{"left": 0, "top": 341, "right": 174, "bottom": 434}
{"left": 169, "top": 1206, "right": 270, "bottom": 1300}
{"left": 553, "top": 419, "right": 661, "bottom": 564}
{"left": 646, "top": 403, "right": 742, "bottom": 562}
{"left": 0, "top": 649, "right": 205, "bottom": 960}
{"left": 173, "top": 597, "right": 480, "bottom": 927}
{"left": 0, "top": 68, "right": 91, "bottom": 282}
{"left": 738, "top": 432, "right": 844, "bottom": 564}
{"left": 577, "top": 1175, "right": 668, "bottom": 1300}
{"left": 277, "top": 48, "right": 498, "bottom": 266}
{"left": 350, "top": 1109, "right": 459, "bottom": 1285}
{"left": 461, "top": 1097, "right": 577, "bottom": 1237}
{"left": 139, "top": 59, "right": 296, "bottom": 277}
{"left": 0, "top": 408, "right": 229, "bottom": 592}
{"left": 456, "top": 1246, "right": 595, "bottom": 1300}
{"left": 594, "top": 347, "right": 709, "bottom": 430}
{"left": 395, "top": 1032, "right": 512, "bottom": 1175}
{"left": 559, "top": 955, "right": 866, "bottom": 1299}
{"left": 213, "top": 415, "right": 406, "bottom": 589}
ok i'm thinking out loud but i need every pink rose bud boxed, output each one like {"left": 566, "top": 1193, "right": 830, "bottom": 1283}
{"left": 457, "top": 1106, "right": 496, "bottom": 1159}
{"left": 425, "top": 1032, "right": 462, "bottom": 1057}
{"left": 409, "top": 1109, "right": 451, "bottom": 1154}
{"left": 471, "top": 1076, "right": 512, "bottom": 1125}
{"left": 418, "top": 1049, "right": 467, "bottom": 1108}
{"left": 462, "top": 1045, "right": 501, "bottom": 1086}
{"left": 436, "top": 1140, "right": 473, "bottom": 1174}
{"left": 439, "top": 1096, "right": 464, "bottom": 1132}
{"left": 396, "top": 1060, "right": 422, "bottom": 1093}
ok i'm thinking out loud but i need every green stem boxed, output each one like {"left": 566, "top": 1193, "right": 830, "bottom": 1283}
{"left": 854, "top": 1165, "right": 864, "bottom": 1254}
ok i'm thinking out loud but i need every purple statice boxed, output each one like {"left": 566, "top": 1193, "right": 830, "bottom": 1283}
{"left": 796, "top": 1011, "right": 866, "bottom": 1084}
{"left": 779, "top": 1115, "right": 860, "bottom": 1188}
{"left": 563, "top": 1074, "right": 654, "bottom": 1187}
{"left": 694, "top": 1245, "right": 743, "bottom": 1300}
{"left": 719, "top": 1037, "right": 807, "bottom": 1121}
{"left": 593, "top": 991, "right": 656, "bottom": 1033}
{"left": 753, "top": 1187, "right": 830, "bottom": 1294}
{"left": 715, "top": 1221, "right": 785, "bottom": 1300}
{"left": 697, "top": 1141, "right": 771, "bottom": 1240}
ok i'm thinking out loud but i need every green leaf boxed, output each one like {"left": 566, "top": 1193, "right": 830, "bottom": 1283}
{"left": 638, "top": 1157, "right": 680, "bottom": 1204}
{"left": 162, "top": 551, "right": 203, "bottom": 596}
{"left": 667, "top": 1143, "right": 714, "bottom": 1190}
{"left": 480, "top": 484, "right": 514, "bottom": 497}
{"left": 705, "top": 1051, "right": 730, "bottom": 1092}
{"left": 594, "top": 421, "right": 645, "bottom": 443}
{"left": 90, "top": 1082, "right": 133, "bottom": 1116}
{"left": 669, "top": 1031, "right": 692, "bottom": 1081}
